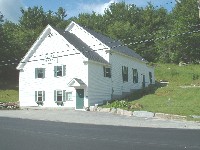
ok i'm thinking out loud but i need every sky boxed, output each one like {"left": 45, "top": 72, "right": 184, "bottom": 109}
{"left": 0, "top": 0, "right": 176, "bottom": 23}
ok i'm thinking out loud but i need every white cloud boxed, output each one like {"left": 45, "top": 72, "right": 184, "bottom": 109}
{"left": 0, "top": 0, "right": 24, "bottom": 23}
{"left": 79, "top": 0, "right": 118, "bottom": 15}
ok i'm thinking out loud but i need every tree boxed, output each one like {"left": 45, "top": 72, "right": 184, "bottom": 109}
{"left": 55, "top": 7, "right": 67, "bottom": 21}
{"left": 157, "top": 0, "right": 200, "bottom": 63}
{"left": 0, "top": 11, "right": 3, "bottom": 23}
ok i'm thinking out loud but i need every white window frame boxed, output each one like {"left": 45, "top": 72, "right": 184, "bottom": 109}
{"left": 35, "top": 68, "right": 45, "bottom": 78}
{"left": 66, "top": 92, "right": 73, "bottom": 101}
{"left": 35, "top": 91, "right": 45, "bottom": 102}
{"left": 54, "top": 90, "right": 66, "bottom": 102}
{"left": 103, "top": 66, "right": 111, "bottom": 78}
{"left": 54, "top": 65, "right": 66, "bottom": 77}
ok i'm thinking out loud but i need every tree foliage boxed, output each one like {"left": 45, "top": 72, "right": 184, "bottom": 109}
{"left": 1, "top": 1, "right": 200, "bottom": 67}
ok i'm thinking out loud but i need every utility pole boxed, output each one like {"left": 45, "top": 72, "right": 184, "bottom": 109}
{"left": 198, "top": 0, "right": 200, "bottom": 18}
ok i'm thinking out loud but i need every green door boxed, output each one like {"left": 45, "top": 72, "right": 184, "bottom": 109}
{"left": 76, "top": 89, "right": 84, "bottom": 109}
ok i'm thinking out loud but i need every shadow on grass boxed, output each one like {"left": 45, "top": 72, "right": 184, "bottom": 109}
{"left": 125, "top": 81, "right": 167, "bottom": 101}
{"left": 0, "top": 82, "right": 19, "bottom": 90}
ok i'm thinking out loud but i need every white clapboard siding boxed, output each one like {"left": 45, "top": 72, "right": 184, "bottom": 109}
{"left": 88, "top": 62, "right": 112, "bottom": 106}
{"left": 110, "top": 52, "right": 153, "bottom": 96}
{"left": 19, "top": 27, "right": 88, "bottom": 107}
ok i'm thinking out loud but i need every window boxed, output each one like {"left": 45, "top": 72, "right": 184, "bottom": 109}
{"left": 133, "top": 69, "right": 138, "bottom": 83}
{"left": 149, "top": 72, "right": 153, "bottom": 84}
{"left": 122, "top": 66, "right": 128, "bottom": 82}
{"left": 35, "top": 91, "right": 45, "bottom": 102}
{"left": 103, "top": 66, "right": 111, "bottom": 78}
{"left": 35, "top": 68, "right": 45, "bottom": 78}
{"left": 66, "top": 92, "right": 73, "bottom": 101}
{"left": 54, "top": 65, "right": 66, "bottom": 77}
{"left": 54, "top": 90, "right": 66, "bottom": 102}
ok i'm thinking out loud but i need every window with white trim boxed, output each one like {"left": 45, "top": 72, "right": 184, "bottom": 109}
{"left": 103, "top": 66, "right": 111, "bottom": 78}
{"left": 35, "top": 68, "right": 45, "bottom": 78}
{"left": 66, "top": 92, "right": 73, "bottom": 101}
{"left": 35, "top": 91, "right": 45, "bottom": 102}
{"left": 54, "top": 90, "right": 66, "bottom": 102}
{"left": 54, "top": 65, "right": 66, "bottom": 77}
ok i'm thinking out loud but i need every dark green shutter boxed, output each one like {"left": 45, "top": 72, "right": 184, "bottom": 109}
{"left": 149, "top": 72, "right": 152, "bottom": 83}
{"left": 63, "top": 90, "right": 66, "bottom": 102}
{"left": 54, "top": 90, "right": 57, "bottom": 101}
{"left": 43, "top": 91, "right": 45, "bottom": 101}
{"left": 122, "top": 66, "right": 124, "bottom": 81}
{"left": 127, "top": 67, "right": 128, "bottom": 82}
{"left": 63, "top": 65, "right": 66, "bottom": 76}
{"left": 54, "top": 66, "right": 57, "bottom": 77}
{"left": 35, "top": 91, "right": 37, "bottom": 102}
{"left": 43, "top": 68, "right": 45, "bottom": 78}
{"left": 103, "top": 66, "right": 105, "bottom": 77}
{"left": 35, "top": 68, "right": 37, "bottom": 78}
{"left": 108, "top": 68, "right": 111, "bottom": 78}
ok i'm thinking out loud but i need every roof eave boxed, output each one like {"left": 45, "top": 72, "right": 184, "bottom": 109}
{"left": 16, "top": 24, "right": 53, "bottom": 70}
{"left": 110, "top": 49, "right": 148, "bottom": 64}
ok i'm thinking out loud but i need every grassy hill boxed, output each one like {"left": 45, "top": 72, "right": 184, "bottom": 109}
{"left": 105, "top": 63, "right": 200, "bottom": 117}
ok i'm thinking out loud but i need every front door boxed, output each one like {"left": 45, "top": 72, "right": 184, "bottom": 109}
{"left": 76, "top": 89, "right": 84, "bottom": 109}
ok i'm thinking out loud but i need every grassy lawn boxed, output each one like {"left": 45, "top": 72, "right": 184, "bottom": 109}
{"left": 0, "top": 90, "right": 19, "bottom": 103}
{"left": 104, "top": 63, "right": 200, "bottom": 117}
{"left": 0, "top": 82, "right": 19, "bottom": 103}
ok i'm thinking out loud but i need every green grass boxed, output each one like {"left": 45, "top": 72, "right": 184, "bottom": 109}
{"left": 105, "top": 63, "right": 200, "bottom": 118}
{"left": 0, "top": 90, "right": 19, "bottom": 103}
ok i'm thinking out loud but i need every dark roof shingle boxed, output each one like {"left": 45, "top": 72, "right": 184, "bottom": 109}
{"left": 82, "top": 27, "right": 147, "bottom": 62}
{"left": 54, "top": 27, "right": 109, "bottom": 64}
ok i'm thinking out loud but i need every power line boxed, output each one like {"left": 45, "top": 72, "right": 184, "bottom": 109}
{"left": 0, "top": 28, "right": 200, "bottom": 67}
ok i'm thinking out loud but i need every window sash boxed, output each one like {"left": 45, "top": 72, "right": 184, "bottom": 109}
{"left": 57, "top": 90, "right": 62, "bottom": 101}
{"left": 149, "top": 72, "right": 153, "bottom": 84}
{"left": 35, "top": 91, "right": 45, "bottom": 102}
{"left": 103, "top": 67, "right": 111, "bottom": 78}
{"left": 54, "top": 65, "right": 66, "bottom": 77}
{"left": 133, "top": 69, "right": 138, "bottom": 83}
{"left": 122, "top": 66, "right": 128, "bottom": 82}
{"left": 35, "top": 68, "right": 45, "bottom": 78}
{"left": 54, "top": 90, "right": 66, "bottom": 102}
{"left": 66, "top": 92, "right": 73, "bottom": 101}
{"left": 56, "top": 66, "right": 62, "bottom": 77}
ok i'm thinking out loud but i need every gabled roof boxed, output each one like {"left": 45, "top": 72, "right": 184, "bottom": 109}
{"left": 53, "top": 27, "right": 109, "bottom": 65}
{"left": 68, "top": 78, "right": 86, "bottom": 87}
{"left": 82, "top": 26, "right": 147, "bottom": 62}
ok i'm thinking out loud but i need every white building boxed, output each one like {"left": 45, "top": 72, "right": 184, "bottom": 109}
{"left": 16, "top": 21, "right": 155, "bottom": 109}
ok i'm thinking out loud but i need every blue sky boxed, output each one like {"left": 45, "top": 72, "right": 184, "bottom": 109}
{"left": 0, "top": 0, "right": 176, "bottom": 23}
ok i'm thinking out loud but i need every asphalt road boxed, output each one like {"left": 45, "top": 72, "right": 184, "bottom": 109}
{"left": 0, "top": 117, "right": 200, "bottom": 150}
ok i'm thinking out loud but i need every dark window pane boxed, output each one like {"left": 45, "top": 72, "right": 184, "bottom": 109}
{"left": 57, "top": 91, "right": 62, "bottom": 101}
{"left": 56, "top": 66, "right": 62, "bottom": 76}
